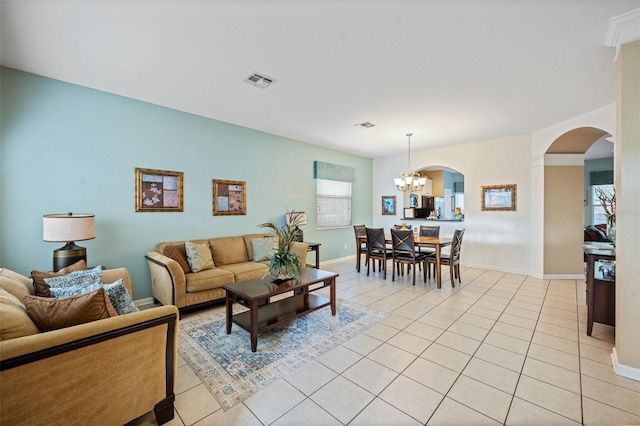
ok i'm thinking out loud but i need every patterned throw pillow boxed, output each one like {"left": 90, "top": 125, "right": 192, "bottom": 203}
{"left": 49, "top": 279, "right": 138, "bottom": 315}
{"left": 31, "top": 259, "right": 87, "bottom": 297}
{"left": 185, "top": 241, "right": 215, "bottom": 273}
{"left": 23, "top": 288, "right": 118, "bottom": 332}
{"left": 252, "top": 237, "right": 279, "bottom": 262}
{"left": 43, "top": 266, "right": 103, "bottom": 289}
{"left": 163, "top": 244, "right": 191, "bottom": 274}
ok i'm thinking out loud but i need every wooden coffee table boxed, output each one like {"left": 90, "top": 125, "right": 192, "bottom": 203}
{"left": 223, "top": 268, "right": 339, "bottom": 352}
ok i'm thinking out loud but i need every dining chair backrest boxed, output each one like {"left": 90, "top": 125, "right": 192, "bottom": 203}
{"left": 450, "top": 228, "right": 466, "bottom": 261}
{"left": 365, "top": 227, "right": 386, "bottom": 252}
{"left": 354, "top": 224, "right": 366, "bottom": 238}
{"left": 419, "top": 225, "right": 440, "bottom": 237}
{"left": 391, "top": 229, "right": 416, "bottom": 255}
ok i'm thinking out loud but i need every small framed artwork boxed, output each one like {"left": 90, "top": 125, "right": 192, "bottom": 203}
{"left": 481, "top": 184, "right": 517, "bottom": 211}
{"left": 135, "top": 167, "right": 184, "bottom": 212}
{"left": 213, "top": 179, "right": 246, "bottom": 215}
{"left": 382, "top": 195, "right": 396, "bottom": 215}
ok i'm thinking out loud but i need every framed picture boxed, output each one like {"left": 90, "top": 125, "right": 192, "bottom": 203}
{"left": 382, "top": 195, "right": 396, "bottom": 215}
{"left": 481, "top": 184, "right": 517, "bottom": 211}
{"left": 134, "top": 167, "right": 183, "bottom": 212}
{"left": 212, "top": 179, "right": 246, "bottom": 215}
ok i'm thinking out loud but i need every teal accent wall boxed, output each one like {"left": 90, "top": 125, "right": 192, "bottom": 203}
{"left": 583, "top": 157, "right": 614, "bottom": 226}
{"left": 0, "top": 67, "right": 372, "bottom": 299}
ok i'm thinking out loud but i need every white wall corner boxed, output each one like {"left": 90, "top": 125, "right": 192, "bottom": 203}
{"left": 612, "top": 348, "right": 640, "bottom": 382}
{"left": 604, "top": 8, "right": 640, "bottom": 60}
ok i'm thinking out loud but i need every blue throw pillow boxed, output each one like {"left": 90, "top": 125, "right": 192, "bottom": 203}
{"left": 43, "top": 266, "right": 103, "bottom": 288}
{"left": 49, "top": 279, "right": 138, "bottom": 315}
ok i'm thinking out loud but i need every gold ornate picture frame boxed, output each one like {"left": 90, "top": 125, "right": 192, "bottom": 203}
{"left": 212, "top": 179, "right": 246, "bottom": 215}
{"left": 135, "top": 167, "right": 184, "bottom": 212}
{"left": 481, "top": 184, "right": 517, "bottom": 211}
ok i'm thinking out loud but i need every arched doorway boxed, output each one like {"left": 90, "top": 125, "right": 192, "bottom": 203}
{"left": 543, "top": 127, "right": 612, "bottom": 276}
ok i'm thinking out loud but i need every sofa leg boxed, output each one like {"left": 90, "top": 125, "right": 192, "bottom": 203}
{"left": 154, "top": 394, "right": 175, "bottom": 425}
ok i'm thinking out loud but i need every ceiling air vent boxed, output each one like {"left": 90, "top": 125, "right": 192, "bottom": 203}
{"left": 355, "top": 121, "right": 375, "bottom": 129}
{"left": 244, "top": 72, "right": 276, "bottom": 89}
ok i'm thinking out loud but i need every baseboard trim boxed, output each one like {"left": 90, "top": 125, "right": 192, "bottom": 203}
{"left": 320, "top": 255, "right": 355, "bottom": 265}
{"left": 462, "top": 262, "right": 529, "bottom": 276}
{"left": 134, "top": 297, "right": 155, "bottom": 308}
{"left": 611, "top": 348, "right": 640, "bottom": 382}
{"left": 542, "top": 274, "right": 585, "bottom": 280}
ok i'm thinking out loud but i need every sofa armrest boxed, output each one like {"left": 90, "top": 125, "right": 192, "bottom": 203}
{"left": 291, "top": 242, "right": 309, "bottom": 269}
{"left": 146, "top": 251, "right": 187, "bottom": 308}
{"left": 0, "top": 305, "right": 179, "bottom": 425}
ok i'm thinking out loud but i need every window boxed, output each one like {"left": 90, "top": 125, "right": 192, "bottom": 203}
{"left": 592, "top": 184, "right": 614, "bottom": 225}
{"left": 316, "top": 179, "right": 352, "bottom": 229}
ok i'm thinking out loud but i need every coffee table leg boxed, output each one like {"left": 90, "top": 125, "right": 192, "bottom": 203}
{"left": 225, "top": 292, "right": 232, "bottom": 334}
{"left": 330, "top": 278, "right": 336, "bottom": 315}
{"left": 251, "top": 301, "right": 258, "bottom": 352}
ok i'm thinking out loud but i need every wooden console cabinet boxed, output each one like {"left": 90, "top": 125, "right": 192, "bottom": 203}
{"left": 583, "top": 245, "right": 615, "bottom": 336}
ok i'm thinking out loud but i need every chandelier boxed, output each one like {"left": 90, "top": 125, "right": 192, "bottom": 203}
{"left": 394, "top": 133, "right": 426, "bottom": 192}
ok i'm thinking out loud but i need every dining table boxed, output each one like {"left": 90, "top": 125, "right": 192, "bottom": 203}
{"left": 357, "top": 234, "right": 453, "bottom": 288}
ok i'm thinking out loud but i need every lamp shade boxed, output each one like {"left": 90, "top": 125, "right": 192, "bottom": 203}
{"left": 43, "top": 213, "right": 95, "bottom": 242}
{"left": 285, "top": 211, "right": 307, "bottom": 226}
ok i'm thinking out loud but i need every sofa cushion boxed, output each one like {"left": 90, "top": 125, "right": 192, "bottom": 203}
{"left": 218, "top": 262, "right": 269, "bottom": 282}
{"left": 185, "top": 241, "right": 215, "bottom": 273}
{"left": 252, "top": 237, "right": 279, "bottom": 262}
{"left": 49, "top": 279, "right": 138, "bottom": 315}
{"left": 163, "top": 244, "right": 191, "bottom": 274}
{"left": 0, "top": 268, "right": 35, "bottom": 301}
{"left": 243, "top": 233, "right": 277, "bottom": 261}
{"left": 0, "top": 288, "right": 40, "bottom": 340}
{"left": 23, "top": 288, "right": 118, "bottom": 332}
{"left": 30, "top": 259, "right": 87, "bottom": 297}
{"left": 210, "top": 236, "right": 249, "bottom": 265}
{"left": 185, "top": 268, "right": 235, "bottom": 292}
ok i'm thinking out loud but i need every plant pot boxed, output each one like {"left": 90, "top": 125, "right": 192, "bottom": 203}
{"left": 269, "top": 260, "right": 300, "bottom": 281}
{"left": 607, "top": 221, "right": 616, "bottom": 246}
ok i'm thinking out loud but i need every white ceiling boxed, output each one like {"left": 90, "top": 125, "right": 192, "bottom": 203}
{"left": 1, "top": 1, "right": 637, "bottom": 159}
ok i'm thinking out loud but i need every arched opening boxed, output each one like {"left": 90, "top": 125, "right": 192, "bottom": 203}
{"left": 543, "top": 127, "right": 613, "bottom": 276}
{"left": 401, "top": 165, "right": 465, "bottom": 221}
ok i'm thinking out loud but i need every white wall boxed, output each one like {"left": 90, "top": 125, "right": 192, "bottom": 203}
{"left": 373, "top": 134, "right": 533, "bottom": 275}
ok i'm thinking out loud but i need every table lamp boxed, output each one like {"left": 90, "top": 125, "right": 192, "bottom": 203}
{"left": 286, "top": 211, "right": 307, "bottom": 242}
{"left": 43, "top": 213, "right": 95, "bottom": 271}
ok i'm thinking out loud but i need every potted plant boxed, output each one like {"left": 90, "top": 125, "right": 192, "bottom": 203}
{"left": 258, "top": 211, "right": 304, "bottom": 280}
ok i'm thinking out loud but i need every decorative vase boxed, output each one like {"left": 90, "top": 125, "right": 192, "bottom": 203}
{"left": 607, "top": 221, "right": 616, "bottom": 246}
{"left": 268, "top": 247, "right": 300, "bottom": 281}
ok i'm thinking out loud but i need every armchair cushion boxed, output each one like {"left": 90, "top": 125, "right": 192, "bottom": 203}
{"left": 30, "top": 259, "right": 87, "bottom": 297}
{"left": 0, "top": 288, "right": 39, "bottom": 340}
{"left": 23, "top": 288, "right": 118, "bottom": 332}
{"left": 49, "top": 279, "right": 138, "bottom": 315}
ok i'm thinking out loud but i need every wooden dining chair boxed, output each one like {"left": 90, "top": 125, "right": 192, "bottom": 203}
{"left": 419, "top": 225, "right": 440, "bottom": 276}
{"left": 365, "top": 227, "right": 392, "bottom": 279}
{"left": 426, "top": 228, "right": 465, "bottom": 287}
{"left": 353, "top": 224, "right": 368, "bottom": 272}
{"left": 391, "top": 229, "right": 428, "bottom": 285}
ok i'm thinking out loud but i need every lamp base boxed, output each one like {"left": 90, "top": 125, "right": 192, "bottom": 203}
{"left": 293, "top": 227, "right": 304, "bottom": 242}
{"left": 53, "top": 242, "right": 87, "bottom": 272}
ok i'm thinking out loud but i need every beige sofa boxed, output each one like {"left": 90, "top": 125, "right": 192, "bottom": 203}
{"left": 145, "top": 234, "right": 308, "bottom": 311}
{"left": 0, "top": 267, "right": 179, "bottom": 426}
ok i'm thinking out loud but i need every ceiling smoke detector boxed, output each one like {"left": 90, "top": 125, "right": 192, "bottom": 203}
{"left": 244, "top": 72, "right": 276, "bottom": 89}
{"left": 355, "top": 121, "right": 375, "bottom": 129}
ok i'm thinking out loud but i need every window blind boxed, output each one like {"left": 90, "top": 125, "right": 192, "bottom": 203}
{"left": 316, "top": 179, "right": 352, "bottom": 229}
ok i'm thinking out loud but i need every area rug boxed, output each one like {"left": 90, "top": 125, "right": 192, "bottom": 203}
{"left": 178, "top": 299, "right": 389, "bottom": 410}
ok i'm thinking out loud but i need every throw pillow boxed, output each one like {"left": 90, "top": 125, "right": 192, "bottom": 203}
{"left": 49, "top": 279, "right": 138, "bottom": 315}
{"left": 0, "top": 288, "right": 40, "bottom": 340}
{"left": 185, "top": 241, "right": 215, "bottom": 273}
{"left": 23, "top": 288, "right": 118, "bottom": 332}
{"left": 31, "top": 259, "right": 87, "bottom": 297}
{"left": 163, "top": 244, "right": 191, "bottom": 274}
{"left": 252, "top": 237, "right": 279, "bottom": 262}
{"left": 43, "top": 265, "right": 103, "bottom": 289}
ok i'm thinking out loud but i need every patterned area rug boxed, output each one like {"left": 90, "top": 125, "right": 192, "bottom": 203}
{"left": 178, "top": 299, "right": 389, "bottom": 410}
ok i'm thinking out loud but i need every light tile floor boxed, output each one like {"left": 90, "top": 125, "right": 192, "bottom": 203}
{"left": 132, "top": 260, "right": 640, "bottom": 425}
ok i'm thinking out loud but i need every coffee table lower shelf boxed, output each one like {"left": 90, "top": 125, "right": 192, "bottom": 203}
{"left": 231, "top": 293, "right": 330, "bottom": 338}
